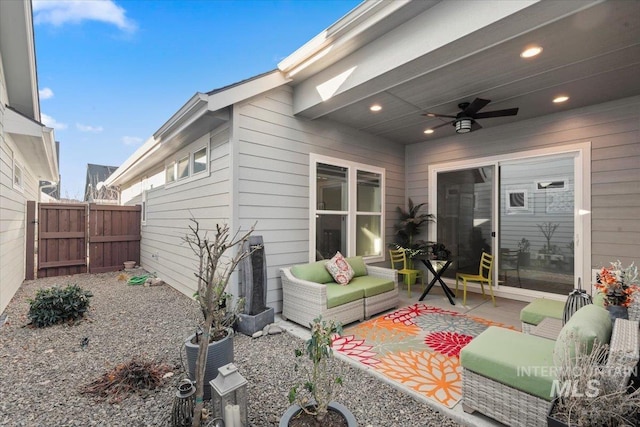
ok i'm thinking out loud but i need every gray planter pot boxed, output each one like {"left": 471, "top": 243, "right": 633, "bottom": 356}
{"left": 185, "top": 328, "right": 234, "bottom": 400}
{"left": 279, "top": 402, "right": 356, "bottom": 427}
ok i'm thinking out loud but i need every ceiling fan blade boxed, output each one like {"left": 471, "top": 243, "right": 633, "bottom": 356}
{"left": 428, "top": 121, "right": 454, "bottom": 130}
{"left": 471, "top": 121, "right": 483, "bottom": 132}
{"left": 463, "top": 98, "right": 491, "bottom": 116}
{"left": 474, "top": 108, "right": 519, "bottom": 119}
{"left": 421, "top": 112, "right": 457, "bottom": 119}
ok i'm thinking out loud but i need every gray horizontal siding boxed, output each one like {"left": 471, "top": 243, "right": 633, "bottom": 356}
{"left": 235, "top": 86, "right": 405, "bottom": 312}
{"left": 1, "top": 132, "right": 41, "bottom": 312}
{"left": 121, "top": 123, "right": 232, "bottom": 298}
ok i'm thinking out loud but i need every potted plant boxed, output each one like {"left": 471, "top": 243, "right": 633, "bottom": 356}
{"left": 517, "top": 238, "right": 530, "bottom": 267}
{"left": 391, "top": 198, "right": 435, "bottom": 276}
{"left": 183, "top": 219, "right": 256, "bottom": 427}
{"left": 281, "top": 316, "right": 356, "bottom": 427}
{"left": 594, "top": 260, "right": 639, "bottom": 323}
{"left": 548, "top": 335, "right": 640, "bottom": 426}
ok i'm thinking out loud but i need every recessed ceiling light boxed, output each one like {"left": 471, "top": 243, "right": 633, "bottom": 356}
{"left": 553, "top": 95, "right": 569, "bottom": 103}
{"left": 425, "top": 113, "right": 436, "bottom": 117}
{"left": 424, "top": 129, "right": 434, "bottom": 134}
{"left": 370, "top": 104, "right": 382, "bottom": 112}
{"left": 520, "top": 46, "right": 543, "bottom": 58}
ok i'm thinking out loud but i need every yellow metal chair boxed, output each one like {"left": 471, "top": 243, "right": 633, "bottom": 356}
{"left": 389, "top": 249, "right": 424, "bottom": 297}
{"left": 455, "top": 252, "right": 496, "bottom": 306}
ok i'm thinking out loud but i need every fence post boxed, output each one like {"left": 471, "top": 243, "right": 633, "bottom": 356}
{"left": 25, "top": 201, "right": 36, "bottom": 280}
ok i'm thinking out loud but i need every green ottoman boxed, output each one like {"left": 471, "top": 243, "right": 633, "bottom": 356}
{"left": 520, "top": 298, "right": 565, "bottom": 333}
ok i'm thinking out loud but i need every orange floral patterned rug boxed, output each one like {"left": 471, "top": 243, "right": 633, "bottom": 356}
{"left": 332, "top": 303, "right": 514, "bottom": 408}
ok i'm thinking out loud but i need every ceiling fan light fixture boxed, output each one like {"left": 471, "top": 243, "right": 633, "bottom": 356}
{"left": 455, "top": 118, "right": 473, "bottom": 133}
{"left": 520, "top": 45, "right": 543, "bottom": 58}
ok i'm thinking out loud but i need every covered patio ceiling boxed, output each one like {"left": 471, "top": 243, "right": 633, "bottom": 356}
{"left": 287, "top": 0, "right": 640, "bottom": 145}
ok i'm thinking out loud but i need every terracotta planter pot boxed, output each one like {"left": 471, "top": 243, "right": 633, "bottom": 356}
{"left": 123, "top": 261, "right": 136, "bottom": 269}
{"left": 279, "top": 402, "right": 356, "bottom": 427}
{"left": 184, "top": 328, "right": 234, "bottom": 400}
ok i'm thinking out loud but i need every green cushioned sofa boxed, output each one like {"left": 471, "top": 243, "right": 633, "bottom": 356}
{"left": 460, "top": 304, "right": 639, "bottom": 427}
{"left": 280, "top": 257, "right": 399, "bottom": 328}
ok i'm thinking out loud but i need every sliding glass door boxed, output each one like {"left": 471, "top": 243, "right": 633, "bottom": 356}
{"left": 498, "top": 156, "right": 574, "bottom": 294}
{"left": 436, "top": 166, "right": 493, "bottom": 279}
{"left": 432, "top": 149, "right": 584, "bottom": 297}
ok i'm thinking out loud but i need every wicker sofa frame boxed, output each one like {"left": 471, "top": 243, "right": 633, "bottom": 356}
{"left": 280, "top": 265, "right": 398, "bottom": 328}
{"left": 462, "top": 318, "right": 640, "bottom": 427}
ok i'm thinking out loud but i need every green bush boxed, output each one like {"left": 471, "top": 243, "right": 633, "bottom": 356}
{"left": 28, "top": 284, "right": 93, "bottom": 327}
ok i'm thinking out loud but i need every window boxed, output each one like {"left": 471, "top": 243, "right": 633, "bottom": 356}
{"left": 166, "top": 162, "right": 176, "bottom": 183}
{"left": 141, "top": 190, "right": 147, "bottom": 224}
{"left": 177, "top": 156, "right": 189, "bottom": 179}
{"left": 311, "top": 154, "right": 384, "bottom": 262}
{"left": 164, "top": 144, "right": 208, "bottom": 187}
{"left": 13, "top": 160, "right": 23, "bottom": 190}
{"left": 193, "top": 147, "right": 207, "bottom": 174}
{"left": 506, "top": 189, "right": 529, "bottom": 211}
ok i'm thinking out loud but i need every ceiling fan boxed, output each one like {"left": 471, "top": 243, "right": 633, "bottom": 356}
{"left": 422, "top": 98, "right": 519, "bottom": 134}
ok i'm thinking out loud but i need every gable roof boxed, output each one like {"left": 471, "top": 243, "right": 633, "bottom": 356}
{"left": 106, "top": 70, "right": 289, "bottom": 186}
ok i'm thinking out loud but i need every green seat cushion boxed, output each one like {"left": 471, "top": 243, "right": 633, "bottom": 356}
{"left": 553, "top": 304, "right": 611, "bottom": 364}
{"left": 347, "top": 276, "right": 395, "bottom": 298}
{"left": 520, "top": 298, "right": 566, "bottom": 325}
{"left": 291, "top": 261, "right": 334, "bottom": 284}
{"left": 345, "top": 256, "right": 367, "bottom": 277}
{"left": 325, "top": 283, "right": 364, "bottom": 308}
{"left": 461, "top": 327, "right": 556, "bottom": 400}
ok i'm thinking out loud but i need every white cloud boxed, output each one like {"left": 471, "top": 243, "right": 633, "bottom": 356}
{"left": 33, "top": 0, "right": 137, "bottom": 32}
{"left": 39, "top": 87, "right": 54, "bottom": 100}
{"left": 41, "top": 113, "right": 68, "bottom": 130}
{"left": 76, "top": 123, "right": 104, "bottom": 133}
{"left": 122, "top": 136, "right": 143, "bottom": 145}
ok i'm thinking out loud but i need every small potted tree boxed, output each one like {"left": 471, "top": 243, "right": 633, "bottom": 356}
{"left": 281, "top": 316, "right": 356, "bottom": 427}
{"left": 183, "top": 219, "right": 256, "bottom": 427}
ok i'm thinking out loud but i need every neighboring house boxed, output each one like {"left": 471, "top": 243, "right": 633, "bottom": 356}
{"left": 106, "top": 1, "right": 640, "bottom": 313}
{"left": 0, "top": 1, "right": 59, "bottom": 313}
{"left": 84, "top": 163, "right": 119, "bottom": 203}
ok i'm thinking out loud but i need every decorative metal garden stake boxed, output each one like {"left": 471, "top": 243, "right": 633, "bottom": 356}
{"left": 210, "top": 363, "right": 248, "bottom": 427}
{"left": 171, "top": 379, "right": 195, "bottom": 427}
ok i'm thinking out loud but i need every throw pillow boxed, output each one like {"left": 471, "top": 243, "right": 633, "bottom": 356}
{"left": 325, "top": 251, "right": 354, "bottom": 285}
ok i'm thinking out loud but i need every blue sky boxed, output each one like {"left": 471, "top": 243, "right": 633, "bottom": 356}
{"left": 33, "top": 0, "right": 360, "bottom": 199}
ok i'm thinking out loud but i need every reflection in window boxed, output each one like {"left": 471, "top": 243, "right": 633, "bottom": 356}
{"left": 193, "top": 147, "right": 207, "bottom": 174}
{"left": 178, "top": 156, "right": 189, "bottom": 179}
{"left": 14, "top": 162, "right": 23, "bottom": 188}
{"left": 165, "top": 162, "right": 176, "bottom": 183}
{"left": 316, "top": 163, "right": 347, "bottom": 211}
{"left": 356, "top": 215, "right": 382, "bottom": 257}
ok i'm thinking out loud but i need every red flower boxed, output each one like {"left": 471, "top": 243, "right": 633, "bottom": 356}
{"left": 424, "top": 331, "right": 473, "bottom": 358}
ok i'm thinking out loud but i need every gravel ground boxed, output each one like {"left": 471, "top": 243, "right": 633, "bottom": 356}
{"left": 0, "top": 272, "right": 461, "bottom": 427}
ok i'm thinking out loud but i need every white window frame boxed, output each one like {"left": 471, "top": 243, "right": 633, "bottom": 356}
{"left": 164, "top": 143, "right": 210, "bottom": 189}
{"left": 309, "top": 153, "right": 385, "bottom": 263}
{"left": 192, "top": 146, "right": 208, "bottom": 175}
{"left": 141, "top": 188, "right": 147, "bottom": 225}
{"left": 165, "top": 161, "right": 176, "bottom": 184}
{"left": 13, "top": 159, "right": 24, "bottom": 191}
{"left": 177, "top": 155, "right": 189, "bottom": 180}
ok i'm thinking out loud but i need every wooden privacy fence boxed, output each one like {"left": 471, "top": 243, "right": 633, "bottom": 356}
{"left": 26, "top": 202, "right": 141, "bottom": 279}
